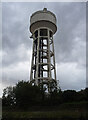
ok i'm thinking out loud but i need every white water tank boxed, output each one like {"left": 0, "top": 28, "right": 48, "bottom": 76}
{"left": 30, "top": 8, "right": 57, "bottom": 34}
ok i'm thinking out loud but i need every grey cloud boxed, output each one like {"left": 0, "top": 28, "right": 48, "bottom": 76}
{"left": 52, "top": 3, "right": 86, "bottom": 69}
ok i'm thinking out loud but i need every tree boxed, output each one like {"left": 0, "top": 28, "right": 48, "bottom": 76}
{"left": 2, "top": 86, "right": 15, "bottom": 106}
{"left": 62, "top": 90, "right": 77, "bottom": 103}
{"left": 2, "top": 80, "right": 45, "bottom": 108}
{"left": 14, "top": 80, "right": 44, "bottom": 108}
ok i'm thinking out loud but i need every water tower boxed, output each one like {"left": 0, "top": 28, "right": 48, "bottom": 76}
{"left": 30, "top": 8, "right": 57, "bottom": 92}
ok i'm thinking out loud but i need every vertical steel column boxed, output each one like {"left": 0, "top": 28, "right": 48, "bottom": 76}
{"left": 47, "top": 29, "right": 52, "bottom": 92}
{"left": 35, "top": 29, "right": 40, "bottom": 85}
{"left": 30, "top": 34, "right": 35, "bottom": 82}
{"left": 52, "top": 36, "right": 56, "bottom": 81}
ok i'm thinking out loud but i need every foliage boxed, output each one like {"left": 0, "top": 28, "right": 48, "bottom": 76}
{"left": 2, "top": 80, "right": 88, "bottom": 109}
{"left": 14, "top": 80, "right": 44, "bottom": 108}
{"left": 2, "top": 80, "right": 44, "bottom": 108}
{"left": 2, "top": 86, "right": 15, "bottom": 106}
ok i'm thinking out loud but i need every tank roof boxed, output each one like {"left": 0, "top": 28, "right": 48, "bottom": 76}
{"left": 31, "top": 8, "right": 56, "bottom": 20}
{"left": 30, "top": 8, "right": 57, "bottom": 34}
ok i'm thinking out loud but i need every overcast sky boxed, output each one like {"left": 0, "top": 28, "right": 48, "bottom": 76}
{"left": 1, "top": 2, "right": 86, "bottom": 96}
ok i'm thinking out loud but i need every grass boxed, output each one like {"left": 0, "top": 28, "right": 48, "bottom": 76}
{"left": 2, "top": 101, "right": 88, "bottom": 119}
{"left": 3, "top": 110, "right": 87, "bottom": 119}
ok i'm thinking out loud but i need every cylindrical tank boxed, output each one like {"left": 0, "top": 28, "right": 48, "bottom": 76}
{"left": 30, "top": 8, "right": 57, "bottom": 34}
